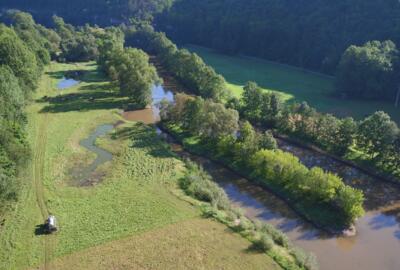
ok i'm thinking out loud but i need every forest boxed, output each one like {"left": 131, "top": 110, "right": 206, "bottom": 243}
{"left": 157, "top": 0, "right": 400, "bottom": 102}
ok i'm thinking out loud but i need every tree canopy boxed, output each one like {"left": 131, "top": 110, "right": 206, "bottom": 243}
{"left": 336, "top": 41, "right": 399, "bottom": 100}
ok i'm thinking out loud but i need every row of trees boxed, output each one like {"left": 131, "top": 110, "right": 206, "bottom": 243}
{"left": 98, "top": 37, "right": 159, "bottom": 108}
{"left": 232, "top": 82, "right": 400, "bottom": 178}
{"left": 161, "top": 94, "right": 365, "bottom": 227}
{"left": 0, "top": 12, "right": 53, "bottom": 213}
{"left": 125, "top": 25, "right": 229, "bottom": 102}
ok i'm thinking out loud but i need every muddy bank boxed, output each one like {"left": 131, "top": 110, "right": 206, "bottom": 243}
{"left": 69, "top": 124, "right": 114, "bottom": 186}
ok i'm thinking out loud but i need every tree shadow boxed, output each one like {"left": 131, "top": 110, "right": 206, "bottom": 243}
{"left": 38, "top": 91, "right": 127, "bottom": 113}
{"left": 46, "top": 68, "right": 108, "bottom": 83}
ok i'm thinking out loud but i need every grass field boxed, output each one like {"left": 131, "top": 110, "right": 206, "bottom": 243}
{"left": 51, "top": 218, "right": 280, "bottom": 270}
{"left": 0, "top": 62, "right": 281, "bottom": 270}
{"left": 187, "top": 45, "right": 400, "bottom": 124}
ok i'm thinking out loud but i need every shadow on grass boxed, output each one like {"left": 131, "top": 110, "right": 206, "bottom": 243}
{"left": 38, "top": 90, "right": 126, "bottom": 113}
{"left": 34, "top": 224, "right": 49, "bottom": 236}
{"left": 46, "top": 68, "right": 108, "bottom": 83}
{"left": 112, "top": 125, "right": 175, "bottom": 159}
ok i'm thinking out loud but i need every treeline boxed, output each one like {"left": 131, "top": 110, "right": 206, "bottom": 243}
{"left": 157, "top": 0, "right": 400, "bottom": 102}
{"left": 125, "top": 25, "right": 229, "bottom": 102}
{"left": 230, "top": 82, "right": 400, "bottom": 180}
{"left": 1, "top": 0, "right": 174, "bottom": 26}
{"left": 0, "top": 12, "right": 53, "bottom": 213}
{"left": 161, "top": 94, "right": 365, "bottom": 228}
{"left": 157, "top": 0, "right": 400, "bottom": 74}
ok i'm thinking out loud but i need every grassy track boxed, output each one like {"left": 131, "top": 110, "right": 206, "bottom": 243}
{"left": 187, "top": 45, "right": 400, "bottom": 123}
{"left": 0, "top": 62, "right": 281, "bottom": 270}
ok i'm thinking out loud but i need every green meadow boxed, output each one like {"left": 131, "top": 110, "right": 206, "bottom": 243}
{"left": 187, "top": 45, "right": 400, "bottom": 124}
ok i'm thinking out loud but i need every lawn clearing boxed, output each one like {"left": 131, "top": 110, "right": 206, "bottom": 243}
{"left": 187, "top": 45, "right": 400, "bottom": 123}
{"left": 51, "top": 218, "right": 281, "bottom": 270}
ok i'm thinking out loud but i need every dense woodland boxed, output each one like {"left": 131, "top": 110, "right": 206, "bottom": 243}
{"left": 157, "top": 0, "right": 400, "bottom": 72}
{"left": 0, "top": 0, "right": 173, "bottom": 25}
{"left": 157, "top": 0, "right": 400, "bottom": 101}
{"left": 0, "top": 12, "right": 55, "bottom": 213}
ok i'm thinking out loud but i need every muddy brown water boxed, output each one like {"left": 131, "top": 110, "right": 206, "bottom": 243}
{"left": 128, "top": 84, "right": 400, "bottom": 270}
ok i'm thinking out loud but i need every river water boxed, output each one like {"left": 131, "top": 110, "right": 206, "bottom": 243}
{"left": 125, "top": 83, "right": 400, "bottom": 270}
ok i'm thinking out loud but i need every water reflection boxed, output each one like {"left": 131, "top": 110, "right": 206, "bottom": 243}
{"left": 57, "top": 77, "right": 80, "bottom": 90}
{"left": 122, "top": 84, "right": 174, "bottom": 123}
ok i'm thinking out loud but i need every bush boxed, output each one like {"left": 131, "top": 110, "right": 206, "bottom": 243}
{"left": 291, "top": 247, "right": 318, "bottom": 270}
{"left": 181, "top": 160, "right": 231, "bottom": 210}
{"left": 252, "top": 233, "right": 274, "bottom": 252}
{"left": 257, "top": 222, "right": 290, "bottom": 248}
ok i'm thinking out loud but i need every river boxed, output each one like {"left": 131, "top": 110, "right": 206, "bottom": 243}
{"left": 123, "top": 83, "right": 400, "bottom": 270}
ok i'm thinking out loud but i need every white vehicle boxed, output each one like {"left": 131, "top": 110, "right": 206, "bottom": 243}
{"left": 45, "top": 215, "right": 58, "bottom": 233}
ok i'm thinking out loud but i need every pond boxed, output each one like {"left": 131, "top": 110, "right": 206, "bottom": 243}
{"left": 57, "top": 77, "right": 80, "bottom": 90}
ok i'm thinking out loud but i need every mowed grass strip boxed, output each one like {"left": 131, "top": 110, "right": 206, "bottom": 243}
{"left": 187, "top": 45, "right": 400, "bottom": 124}
{"left": 50, "top": 218, "right": 281, "bottom": 270}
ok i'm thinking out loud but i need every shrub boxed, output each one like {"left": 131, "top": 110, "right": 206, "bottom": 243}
{"left": 181, "top": 160, "right": 231, "bottom": 210}
{"left": 252, "top": 233, "right": 274, "bottom": 252}
{"left": 257, "top": 222, "right": 290, "bottom": 248}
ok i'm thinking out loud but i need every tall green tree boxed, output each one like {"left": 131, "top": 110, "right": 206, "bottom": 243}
{"left": 336, "top": 41, "right": 399, "bottom": 100}
{"left": 0, "top": 25, "right": 41, "bottom": 92}
{"left": 115, "top": 48, "right": 159, "bottom": 107}
{"left": 356, "top": 111, "right": 399, "bottom": 160}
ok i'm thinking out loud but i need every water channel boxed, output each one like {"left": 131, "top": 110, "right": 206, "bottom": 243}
{"left": 60, "top": 69, "right": 400, "bottom": 270}
{"left": 122, "top": 82, "right": 400, "bottom": 270}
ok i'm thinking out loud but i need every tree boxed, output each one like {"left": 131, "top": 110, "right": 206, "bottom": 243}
{"left": 356, "top": 111, "right": 399, "bottom": 160}
{"left": 334, "top": 117, "right": 357, "bottom": 156}
{"left": 259, "top": 130, "right": 277, "bottom": 150}
{"left": 0, "top": 66, "right": 25, "bottom": 124}
{"left": 7, "top": 11, "right": 51, "bottom": 66}
{"left": 195, "top": 100, "right": 239, "bottom": 138}
{"left": 115, "top": 48, "right": 159, "bottom": 107}
{"left": 242, "top": 81, "right": 263, "bottom": 122}
{"left": 336, "top": 41, "right": 399, "bottom": 100}
{"left": 0, "top": 25, "right": 41, "bottom": 92}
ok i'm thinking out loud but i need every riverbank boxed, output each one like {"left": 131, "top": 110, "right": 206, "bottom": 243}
{"left": 158, "top": 122, "right": 355, "bottom": 232}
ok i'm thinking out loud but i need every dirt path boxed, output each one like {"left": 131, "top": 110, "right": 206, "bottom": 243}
{"left": 33, "top": 67, "right": 57, "bottom": 269}
{"left": 33, "top": 112, "right": 57, "bottom": 270}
